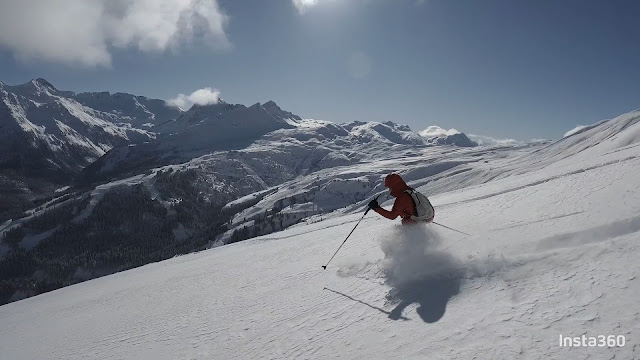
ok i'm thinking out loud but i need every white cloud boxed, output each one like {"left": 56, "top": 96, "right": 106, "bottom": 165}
{"left": 467, "top": 134, "right": 521, "bottom": 146}
{"left": 167, "top": 87, "right": 221, "bottom": 110}
{"left": 563, "top": 125, "right": 588, "bottom": 138}
{"left": 0, "top": 0, "right": 229, "bottom": 67}
{"left": 293, "top": 0, "right": 320, "bottom": 14}
{"left": 347, "top": 51, "right": 372, "bottom": 79}
{"left": 292, "top": 0, "right": 341, "bottom": 14}
{"left": 419, "top": 125, "right": 460, "bottom": 138}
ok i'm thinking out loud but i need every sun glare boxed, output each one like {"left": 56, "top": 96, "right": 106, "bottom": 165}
{"left": 293, "top": 0, "right": 320, "bottom": 13}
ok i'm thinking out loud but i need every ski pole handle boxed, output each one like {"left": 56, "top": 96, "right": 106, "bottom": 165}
{"left": 364, "top": 194, "right": 381, "bottom": 215}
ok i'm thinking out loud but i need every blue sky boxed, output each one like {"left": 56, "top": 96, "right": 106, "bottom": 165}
{"left": 1, "top": 0, "right": 639, "bottom": 140}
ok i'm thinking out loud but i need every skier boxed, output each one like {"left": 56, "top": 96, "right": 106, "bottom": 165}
{"left": 367, "top": 173, "right": 434, "bottom": 225}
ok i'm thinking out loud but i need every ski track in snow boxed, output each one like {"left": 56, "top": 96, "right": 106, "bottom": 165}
{"left": 2, "top": 121, "right": 640, "bottom": 359}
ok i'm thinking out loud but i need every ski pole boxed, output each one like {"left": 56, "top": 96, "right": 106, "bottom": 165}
{"left": 322, "top": 195, "right": 380, "bottom": 270}
{"left": 432, "top": 221, "right": 470, "bottom": 236}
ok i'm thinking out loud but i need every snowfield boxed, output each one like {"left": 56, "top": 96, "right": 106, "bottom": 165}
{"left": 1, "top": 111, "right": 640, "bottom": 359}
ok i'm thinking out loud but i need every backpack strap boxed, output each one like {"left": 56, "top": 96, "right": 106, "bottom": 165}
{"left": 404, "top": 189, "right": 418, "bottom": 216}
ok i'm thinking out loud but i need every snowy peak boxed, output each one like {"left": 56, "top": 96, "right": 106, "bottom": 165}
{"left": 185, "top": 99, "right": 234, "bottom": 116}
{"left": 6, "top": 78, "right": 60, "bottom": 102}
{"left": 32, "top": 78, "right": 56, "bottom": 90}
{"left": 0, "top": 79, "right": 162, "bottom": 180}
{"left": 5, "top": 78, "right": 181, "bottom": 127}
{"left": 158, "top": 99, "right": 299, "bottom": 149}
{"left": 345, "top": 121, "right": 426, "bottom": 145}
{"left": 383, "top": 121, "right": 412, "bottom": 132}
{"left": 343, "top": 121, "right": 477, "bottom": 147}
{"left": 262, "top": 100, "right": 302, "bottom": 122}
{"left": 419, "top": 125, "right": 478, "bottom": 147}
{"left": 157, "top": 100, "right": 236, "bottom": 133}
{"left": 428, "top": 132, "right": 478, "bottom": 147}
{"left": 267, "top": 119, "right": 478, "bottom": 149}
{"left": 23, "top": 78, "right": 57, "bottom": 94}
{"left": 159, "top": 99, "right": 296, "bottom": 136}
{"left": 83, "top": 99, "right": 303, "bottom": 181}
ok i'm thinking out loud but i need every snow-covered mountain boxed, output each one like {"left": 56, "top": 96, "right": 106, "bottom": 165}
{"left": 79, "top": 99, "right": 303, "bottom": 183}
{"left": 426, "top": 132, "right": 478, "bottom": 147}
{"left": 83, "top": 116, "right": 477, "bottom": 184}
{"left": 157, "top": 99, "right": 300, "bottom": 150}
{"left": 0, "top": 79, "right": 180, "bottom": 180}
{"left": 343, "top": 121, "right": 426, "bottom": 145}
{"left": 0, "top": 78, "right": 503, "bottom": 308}
{"left": 419, "top": 125, "right": 479, "bottom": 147}
{"left": 1, "top": 106, "right": 639, "bottom": 359}
{"left": 0, "top": 78, "right": 477, "bottom": 187}
{"left": 73, "top": 90, "right": 180, "bottom": 127}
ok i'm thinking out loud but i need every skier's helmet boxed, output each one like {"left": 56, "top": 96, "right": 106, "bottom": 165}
{"left": 384, "top": 173, "right": 404, "bottom": 189}
{"left": 384, "top": 173, "right": 409, "bottom": 197}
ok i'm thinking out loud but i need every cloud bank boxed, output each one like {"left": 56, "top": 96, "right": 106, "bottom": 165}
{"left": 420, "top": 127, "right": 528, "bottom": 146}
{"left": 419, "top": 126, "right": 460, "bottom": 138}
{"left": 0, "top": 0, "right": 229, "bottom": 67}
{"left": 467, "top": 134, "right": 521, "bottom": 146}
{"left": 167, "top": 87, "right": 221, "bottom": 110}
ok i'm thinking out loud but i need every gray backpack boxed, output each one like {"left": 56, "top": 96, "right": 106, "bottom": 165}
{"left": 406, "top": 188, "right": 435, "bottom": 222}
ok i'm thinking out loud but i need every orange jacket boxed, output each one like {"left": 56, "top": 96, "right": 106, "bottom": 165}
{"left": 374, "top": 174, "right": 417, "bottom": 224}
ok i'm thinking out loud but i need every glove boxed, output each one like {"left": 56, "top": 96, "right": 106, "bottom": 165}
{"left": 368, "top": 199, "right": 380, "bottom": 210}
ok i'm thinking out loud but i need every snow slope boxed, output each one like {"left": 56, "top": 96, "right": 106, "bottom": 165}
{"left": 512, "top": 109, "right": 640, "bottom": 172}
{"left": 1, "top": 112, "right": 639, "bottom": 359}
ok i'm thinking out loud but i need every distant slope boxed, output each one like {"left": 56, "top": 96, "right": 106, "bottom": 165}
{"left": 509, "top": 109, "right": 640, "bottom": 172}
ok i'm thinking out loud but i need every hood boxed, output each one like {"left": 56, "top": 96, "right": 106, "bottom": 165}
{"left": 384, "top": 173, "right": 410, "bottom": 197}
